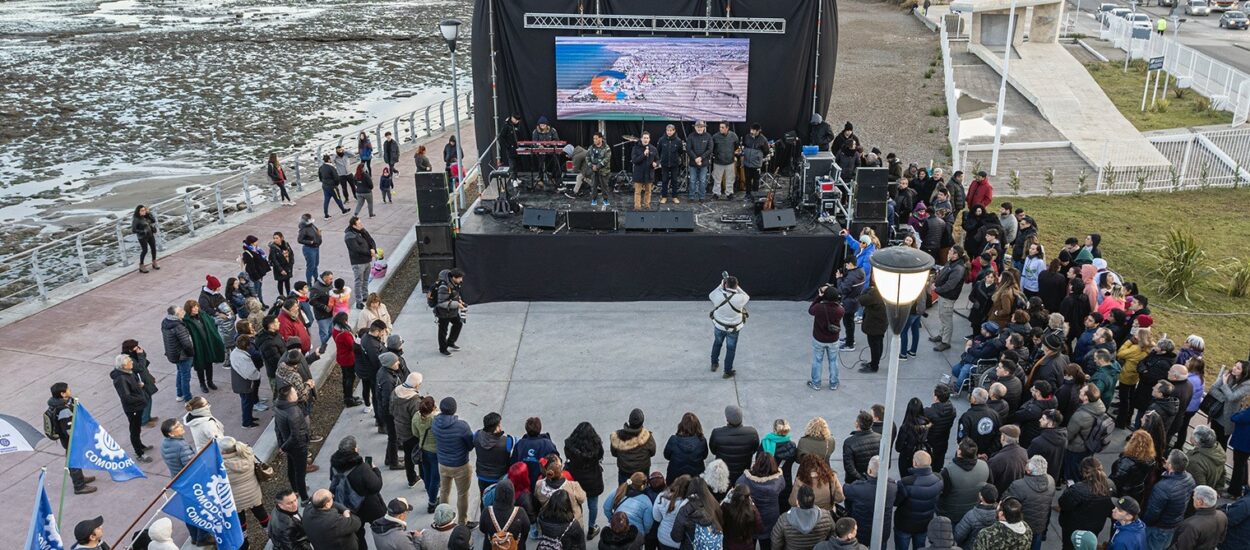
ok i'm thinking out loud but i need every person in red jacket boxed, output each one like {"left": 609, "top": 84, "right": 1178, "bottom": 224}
{"left": 277, "top": 298, "right": 311, "bottom": 353}
{"left": 331, "top": 312, "right": 363, "bottom": 407}
{"left": 966, "top": 171, "right": 994, "bottom": 210}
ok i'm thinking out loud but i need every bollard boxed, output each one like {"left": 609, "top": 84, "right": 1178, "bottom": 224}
{"left": 214, "top": 182, "right": 226, "bottom": 223}
{"left": 408, "top": 113, "right": 417, "bottom": 142}
{"left": 31, "top": 252, "right": 48, "bottom": 302}
{"left": 183, "top": 194, "right": 197, "bottom": 237}
{"left": 75, "top": 234, "right": 90, "bottom": 283}
{"left": 242, "top": 175, "right": 255, "bottom": 212}
{"left": 293, "top": 154, "right": 303, "bottom": 192}
{"left": 115, "top": 222, "right": 127, "bottom": 264}
{"left": 375, "top": 123, "right": 383, "bottom": 156}
{"left": 392, "top": 118, "right": 400, "bottom": 146}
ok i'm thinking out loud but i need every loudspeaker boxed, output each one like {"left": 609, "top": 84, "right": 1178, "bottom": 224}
{"left": 416, "top": 187, "right": 451, "bottom": 224}
{"left": 522, "top": 207, "right": 559, "bottom": 229}
{"left": 567, "top": 210, "right": 618, "bottom": 231}
{"left": 803, "top": 152, "right": 836, "bottom": 180}
{"left": 418, "top": 256, "right": 455, "bottom": 290}
{"left": 758, "top": 208, "right": 797, "bottom": 231}
{"left": 415, "top": 224, "right": 454, "bottom": 257}
{"left": 856, "top": 201, "right": 888, "bottom": 219}
{"left": 855, "top": 168, "right": 889, "bottom": 202}
{"left": 622, "top": 210, "right": 695, "bottom": 232}
{"left": 414, "top": 172, "right": 448, "bottom": 191}
{"left": 850, "top": 221, "right": 890, "bottom": 243}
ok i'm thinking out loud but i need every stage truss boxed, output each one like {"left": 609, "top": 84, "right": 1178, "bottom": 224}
{"left": 523, "top": 13, "right": 786, "bottom": 34}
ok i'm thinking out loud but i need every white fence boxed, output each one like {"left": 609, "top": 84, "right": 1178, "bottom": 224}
{"left": 1101, "top": 15, "right": 1250, "bottom": 122}
{"left": 1094, "top": 128, "right": 1250, "bottom": 192}
{"left": 940, "top": 25, "right": 962, "bottom": 171}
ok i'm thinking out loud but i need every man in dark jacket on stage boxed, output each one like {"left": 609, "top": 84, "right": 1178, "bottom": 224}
{"left": 709, "top": 405, "right": 759, "bottom": 483}
{"left": 686, "top": 121, "right": 714, "bottom": 202}
{"left": 500, "top": 114, "right": 521, "bottom": 167}
{"left": 657, "top": 124, "right": 684, "bottom": 205}
{"left": 809, "top": 114, "right": 835, "bottom": 152}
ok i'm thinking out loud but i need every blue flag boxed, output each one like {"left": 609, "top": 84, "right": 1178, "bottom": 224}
{"left": 25, "top": 470, "right": 65, "bottom": 550}
{"left": 162, "top": 440, "right": 244, "bottom": 550}
{"left": 66, "top": 402, "right": 147, "bottom": 482}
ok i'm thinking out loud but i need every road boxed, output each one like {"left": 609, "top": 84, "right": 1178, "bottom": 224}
{"left": 1065, "top": 0, "right": 1250, "bottom": 73}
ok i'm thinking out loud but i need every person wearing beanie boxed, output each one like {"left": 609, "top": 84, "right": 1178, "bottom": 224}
{"left": 448, "top": 524, "right": 475, "bottom": 550}
{"left": 329, "top": 435, "right": 386, "bottom": 548}
{"left": 375, "top": 350, "right": 409, "bottom": 470}
{"left": 948, "top": 321, "right": 1003, "bottom": 392}
{"left": 432, "top": 396, "right": 476, "bottom": 526}
{"left": 392, "top": 372, "right": 424, "bottom": 487}
{"left": 420, "top": 503, "right": 459, "bottom": 550}
{"left": 241, "top": 234, "right": 270, "bottom": 306}
{"left": 830, "top": 120, "right": 856, "bottom": 154}
{"left": 198, "top": 274, "right": 226, "bottom": 316}
{"left": 531, "top": 116, "right": 560, "bottom": 187}
{"left": 1069, "top": 530, "right": 1097, "bottom": 550}
{"left": 610, "top": 408, "right": 657, "bottom": 484}
{"left": 710, "top": 405, "right": 761, "bottom": 483}
{"left": 921, "top": 516, "right": 957, "bottom": 550}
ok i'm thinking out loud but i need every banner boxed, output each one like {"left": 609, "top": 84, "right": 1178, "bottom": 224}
{"left": 66, "top": 403, "right": 147, "bottom": 482}
{"left": 25, "top": 470, "right": 64, "bottom": 550}
{"left": 162, "top": 440, "right": 244, "bottom": 550}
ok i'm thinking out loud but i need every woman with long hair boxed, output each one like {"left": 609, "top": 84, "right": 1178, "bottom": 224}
{"left": 796, "top": 417, "right": 835, "bottom": 463}
{"left": 788, "top": 454, "right": 842, "bottom": 513}
{"left": 354, "top": 292, "right": 393, "bottom": 333}
{"left": 1228, "top": 391, "right": 1250, "bottom": 498}
{"left": 224, "top": 277, "right": 247, "bottom": 316}
{"left": 268, "top": 232, "right": 295, "bottom": 298}
{"left": 565, "top": 422, "right": 606, "bottom": 539}
{"left": 414, "top": 145, "right": 433, "bottom": 172}
{"left": 670, "top": 477, "right": 723, "bottom": 550}
{"left": 895, "top": 397, "right": 932, "bottom": 476}
{"left": 1110, "top": 430, "right": 1156, "bottom": 504}
{"left": 734, "top": 452, "right": 784, "bottom": 550}
{"left": 664, "top": 413, "right": 708, "bottom": 482}
{"left": 411, "top": 396, "right": 440, "bottom": 512}
{"left": 1020, "top": 242, "right": 1046, "bottom": 299}
{"left": 131, "top": 204, "right": 159, "bottom": 272}
{"left": 1116, "top": 327, "right": 1154, "bottom": 428}
{"left": 267, "top": 153, "right": 293, "bottom": 205}
{"left": 1181, "top": 357, "right": 1207, "bottom": 450}
{"left": 1056, "top": 456, "right": 1114, "bottom": 550}
{"left": 183, "top": 299, "right": 224, "bottom": 393}
{"left": 535, "top": 454, "right": 589, "bottom": 530}
{"left": 357, "top": 131, "right": 373, "bottom": 174}
{"left": 761, "top": 418, "right": 799, "bottom": 513}
{"left": 331, "top": 312, "right": 364, "bottom": 407}
{"left": 720, "top": 484, "right": 762, "bottom": 550}
{"left": 1098, "top": 283, "right": 1128, "bottom": 319}
{"left": 1209, "top": 359, "right": 1250, "bottom": 448}
{"left": 604, "top": 472, "right": 653, "bottom": 535}
{"left": 1056, "top": 363, "right": 1089, "bottom": 426}
{"left": 989, "top": 269, "right": 1023, "bottom": 327}
{"left": 537, "top": 489, "right": 587, "bottom": 550}
{"left": 653, "top": 475, "right": 691, "bottom": 550}
{"left": 1037, "top": 258, "right": 1070, "bottom": 313}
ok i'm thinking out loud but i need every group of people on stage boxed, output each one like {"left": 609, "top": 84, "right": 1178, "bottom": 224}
{"left": 500, "top": 115, "right": 782, "bottom": 209}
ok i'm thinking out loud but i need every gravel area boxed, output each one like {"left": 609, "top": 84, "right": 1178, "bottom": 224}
{"left": 826, "top": 0, "right": 948, "bottom": 167}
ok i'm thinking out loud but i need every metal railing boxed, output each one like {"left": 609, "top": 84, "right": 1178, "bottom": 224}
{"left": 1094, "top": 128, "right": 1250, "bottom": 193}
{"left": 0, "top": 92, "right": 473, "bottom": 311}
{"left": 940, "top": 26, "right": 962, "bottom": 172}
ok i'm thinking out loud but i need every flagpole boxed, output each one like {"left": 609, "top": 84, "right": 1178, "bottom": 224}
{"left": 110, "top": 441, "right": 215, "bottom": 550}
{"left": 58, "top": 401, "right": 82, "bottom": 527}
{"left": 118, "top": 492, "right": 175, "bottom": 550}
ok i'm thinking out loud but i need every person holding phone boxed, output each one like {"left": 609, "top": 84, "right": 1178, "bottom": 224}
{"left": 808, "top": 285, "right": 845, "bottom": 391}
{"left": 709, "top": 273, "right": 749, "bottom": 379}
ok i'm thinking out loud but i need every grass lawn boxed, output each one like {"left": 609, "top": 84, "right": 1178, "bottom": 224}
{"left": 1012, "top": 189, "right": 1250, "bottom": 371}
{"left": 1085, "top": 60, "right": 1233, "bottom": 131}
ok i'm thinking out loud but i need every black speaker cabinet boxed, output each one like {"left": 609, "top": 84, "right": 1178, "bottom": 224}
{"left": 415, "top": 224, "right": 454, "bottom": 257}
{"left": 522, "top": 207, "right": 559, "bottom": 229}
{"left": 855, "top": 168, "right": 889, "bottom": 202}
{"left": 622, "top": 210, "right": 695, "bottom": 232}
{"left": 416, "top": 187, "right": 451, "bottom": 225}
{"left": 856, "top": 201, "right": 888, "bottom": 219}
{"left": 418, "top": 256, "right": 455, "bottom": 290}
{"left": 758, "top": 208, "right": 797, "bottom": 231}
{"left": 414, "top": 171, "right": 448, "bottom": 191}
{"left": 803, "top": 152, "right": 836, "bottom": 181}
{"left": 566, "top": 210, "right": 618, "bottom": 231}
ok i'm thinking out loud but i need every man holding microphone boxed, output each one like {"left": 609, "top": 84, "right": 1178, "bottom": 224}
{"left": 632, "top": 131, "right": 659, "bottom": 210}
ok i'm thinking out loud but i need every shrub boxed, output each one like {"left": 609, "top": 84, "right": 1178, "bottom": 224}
{"left": 1227, "top": 258, "right": 1250, "bottom": 298}
{"left": 1172, "top": 85, "right": 1187, "bottom": 99}
{"left": 1008, "top": 171, "right": 1021, "bottom": 195}
{"left": 1076, "top": 170, "right": 1088, "bottom": 195}
{"left": 1153, "top": 99, "right": 1170, "bottom": 113}
{"left": 929, "top": 105, "right": 948, "bottom": 117}
{"left": 1193, "top": 96, "right": 1212, "bottom": 113}
{"left": 924, "top": 68, "right": 935, "bottom": 79}
{"left": 1043, "top": 169, "right": 1055, "bottom": 197}
{"left": 1150, "top": 229, "right": 1210, "bottom": 302}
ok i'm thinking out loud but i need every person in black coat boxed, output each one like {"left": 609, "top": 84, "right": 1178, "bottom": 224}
{"left": 275, "top": 385, "right": 314, "bottom": 501}
{"left": 656, "top": 125, "right": 684, "bottom": 204}
{"left": 270, "top": 232, "right": 296, "bottom": 298}
{"left": 893, "top": 451, "right": 944, "bottom": 548}
{"left": 329, "top": 436, "right": 385, "bottom": 550}
{"left": 304, "top": 489, "right": 363, "bottom": 550}
{"left": 1026, "top": 410, "right": 1067, "bottom": 483}
{"left": 857, "top": 287, "right": 888, "bottom": 373}
{"left": 709, "top": 405, "right": 760, "bottom": 484}
{"left": 843, "top": 456, "right": 899, "bottom": 547}
{"left": 1056, "top": 456, "right": 1115, "bottom": 549}
{"left": 843, "top": 411, "right": 881, "bottom": 484}
{"left": 1059, "top": 279, "right": 1092, "bottom": 351}
{"left": 1133, "top": 341, "right": 1177, "bottom": 428}
{"left": 924, "top": 385, "right": 957, "bottom": 473}
{"left": 268, "top": 489, "right": 313, "bottom": 550}
{"left": 480, "top": 478, "right": 530, "bottom": 550}
{"left": 111, "top": 354, "right": 154, "bottom": 462}
{"left": 664, "top": 412, "right": 709, "bottom": 482}
{"left": 132, "top": 204, "right": 160, "bottom": 272}
{"left": 630, "top": 132, "right": 659, "bottom": 210}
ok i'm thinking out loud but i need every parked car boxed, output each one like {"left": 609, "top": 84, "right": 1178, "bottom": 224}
{"left": 1187, "top": 0, "right": 1212, "bottom": 14}
{"left": 1097, "top": 2, "right": 1119, "bottom": 20}
{"left": 1220, "top": 9, "right": 1250, "bottom": 26}
{"left": 1213, "top": 0, "right": 1237, "bottom": 10}
{"left": 1130, "top": 12, "right": 1153, "bottom": 28}
{"left": 1161, "top": 0, "right": 1176, "bottom": 7}
{"left": 1109, "top": 7, "right": 1133, "bottom": 21}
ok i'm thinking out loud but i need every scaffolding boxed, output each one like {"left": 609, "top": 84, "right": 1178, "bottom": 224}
{"left": 523, "top": 13, "right": 786, "bottom": 34}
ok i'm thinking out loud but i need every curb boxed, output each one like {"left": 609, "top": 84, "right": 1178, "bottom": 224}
{"left": 1077, "top": 38, "right": 1111, "bottom": 62}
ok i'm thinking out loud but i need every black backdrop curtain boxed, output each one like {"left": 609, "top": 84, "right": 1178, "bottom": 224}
{"left": 470, "top": 0, "right": 838, "bottom": 170}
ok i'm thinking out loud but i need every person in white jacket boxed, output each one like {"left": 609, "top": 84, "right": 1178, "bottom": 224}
{"left": 183, "top": 396, "right": 226, "bottom": 451}
{"left": 146, "top": 517, "right": 179, "bottom": 550}
{"left": 709, "top": 274, "right": 750, "bottom": 379}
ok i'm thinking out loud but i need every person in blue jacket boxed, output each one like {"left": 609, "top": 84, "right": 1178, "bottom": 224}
{"left": 512, "top": 416, "right": 559, "bottom": 488}
{"left": 1107, "top": 496, "right": 1147, "bottom": 550}
{"left": 432, "top": 397, "right": 475, "bottom": 524}
{"left": 841, "top": 230, "right": 877, "bottom": 293}
{"left": 1223, "top": 494, "right": 1250, "bottom": 550}
{"left": 604, "top": 472, "right": 656, "bottom": 535}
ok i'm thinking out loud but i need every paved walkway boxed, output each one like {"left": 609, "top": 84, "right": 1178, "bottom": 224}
{"left": 0, "top": 124, "right": 475, "bottom": 549}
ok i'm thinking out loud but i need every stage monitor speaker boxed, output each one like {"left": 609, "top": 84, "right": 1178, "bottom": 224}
{"left": 415, "top": 224, "right": 454, "bottom": 257}
{"left": 416, "top": 187, "right": 452, "bottom": 224}
{"left": 418, "top": 255, "right": 455, "bottom": 290}
{"left": 855, "top": 168, "right": 889, "bottom": 202}
{"left": 622, "top": 210, "right": 695, "bottom": 232}
{"left": 567, "top": 210, "right": 618, "bottom": 231}
{"left": 803, "top": 152, "right": 835, "bottom": 181}
{"left": 849, "top": 221, "right": 890, "bottom": 243}
{"left": 758, "top": 208, "right": 797, "bottom": 231}
{"left": 522, "top": 207, "right": 559, "bottom": 230}
{"left": 856, "top": 201, "right": 888, "bottom": 219}
{"left": 414, "top": 172, "right": 448, "bottom": 191}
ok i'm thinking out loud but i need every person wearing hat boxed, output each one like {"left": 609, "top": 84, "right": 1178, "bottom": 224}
{"left": 376, "top": 351, "right": 409, "bottom": 470}
{"left": 656, "top": 124, "right": 684, "bottom": 204}
{"left": 709, "top": 405, "right": 761, "bottom": 483}
{"left": 392, "top": 372, "right": 424, "bottom": 487}
{"left": 432, "top": 397, "right": 476, "bottom": 526}
{"left": 1004, "top": 455, "right": 1055, "bottom": 549}
{"left": 807, "top": 113, "right": 834, "bottom": 152}
{"left": 448, "top": 524, "right": 475, "bottom": 550}
{"left": 1108, "top": 496, "right": 1147, "bottom": 549}
{"left": 419, "top": 504, "right": 459, "bottom": 550}
{"left": 1027, "top": 332, "right": 1068, "bottom": 393}
{"left": 329, "top": 435, "right": 387, "bottom": 548}
{"left": 199, "top": 274, "right": 227, "bottom": 317}
{"left": 686, "top": 120, "right": 713, "bottom": 202}
{"left": 829, "top": 120, "right": 856, "bottom": 154}
{"left": 241, "top": 235, "right": 271, "bottom": 306}
{"left": 371, "top": 497, "right": 424, "bottom": 550}
{"left": 987, "top": 424, "right": 1028, "bottom": 496}
{"left": 71, "top": 516, "right": 107, "bottom": 549}
{"left": 610, "top": 408, "right": 657, "bottom": 484}
{"left": 305, "top": 488, "right": 364, "bottom": 550}
{"left": 966, "top": 170, "right": 993, "bottom": 211}
{"left": 530, "top": 116, "right": 561, "bottom": 189}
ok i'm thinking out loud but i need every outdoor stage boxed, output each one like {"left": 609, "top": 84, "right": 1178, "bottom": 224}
{"left": 455, "top": 187, "right": 843, "bottom": 303}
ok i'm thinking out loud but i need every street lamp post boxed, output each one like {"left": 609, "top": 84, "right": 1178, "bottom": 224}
{"left": 867, "top": 246, "right": 936, "bottom": 550}
{"left": 990, "top": 0, "right": 1019, "bottom": 176}
{"left": 440, "top": 19, "right": 467, "bottom": 208}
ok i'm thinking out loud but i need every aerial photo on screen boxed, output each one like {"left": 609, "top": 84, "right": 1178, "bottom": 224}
{"left": 555, "top": 36, "right": 750, "bottom": 121}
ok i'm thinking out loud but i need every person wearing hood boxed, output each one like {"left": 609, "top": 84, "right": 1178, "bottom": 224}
{"left": 1004, "top": 456, "right": 1054, "bottom": 549}
{"left": 220, "top": 436, "right": 270, "bottom": 533}
{"left": 664, "top": 413, "right": 709, "bottom": 482}
{"left": 371, "top": 351, "right": 406, "bottom": 470}
{"left": 474, "top": 411, "right": 516, "bottom": 494}
{"left": 892, "top": 451, "right": 943, "bottom": 549}
{"left": 600, "top": 511, "right": 645, "bottom": 550}
{"left": 305, "top": 488, "right": 363, "bottom": 550}
{"left": 392, "top": 372, "right": 424, "bottom": 487}
{"left": 710, "top": 405, "right": 760, "bottom": 484}
{"left": 435, "top": 268, "right": 467, "bottom": 356}
{"left": 843, "top": 456, "right": 898, "bottom": 547}
{"left": 611, "top": 408, "right": 657, "bottom": 484}
{"left": 771, "top": 485, "right": 834, "bottom": 550}
{"left": 808, "top": 114, "right": 835, "bottom": 151}
{"left": 111, "top": 354, "right": 154, "bottom": 463}
{"left": 604, "top": 472, "right": 655, "bottom": 535}
{"left": 145, "top": 517, "right": 178, "bottom": 550}
{"left": 953, "top": 484, "right": 998, "bottom": 547}
{"left": 511, "top": 416, "right": 558, "bottom": 487}
{"left": 477, "top": 477, "right": 531, "bottom": 550}
{"left": 1107, "top": 496, "right": 1147, "bottom": 550}
{"left": 330, "top": 435, "right": 386, "bottom": 548}
{"left": 120, "top": 339, "right": 159, "bottom": 427}
{"left": 433, "top": 397, "right": 475, "bottom": 525}
{"left": 923, "top": 516, "right": 959, "bottom": 550}
{"left": 160, "top": 304, "right": 196, "bottom": 403}
{"left": 268, "top": 489, "right": 312, "bottom": 550}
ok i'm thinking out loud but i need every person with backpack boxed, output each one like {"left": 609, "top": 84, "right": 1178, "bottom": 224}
{"left": 475, "top": 412, "right": 516, "bottom": 498}
{"left": 481, "top": 478, "right": 530, "bottom": 550}
{"left": 433, "top": 268, "right": 467, "bottom": 356}
{"left": 329, "top": 435, "right": 386, "bottom": 550}
{"left": 1065, "top": 383, "right": 1110, "bottom": 483}
{"left": 392, "top": 372, "right": 424, "bottom": 488}
{"left": 536, "top": 490, "right": 588, "bottom": 550}
{"left": 669, "top": 477, "right": 724, "bottom": 550}
{"left": 45, "top": 382, "right": 97, "bottom": 494}
{"left": 305, "top": 489, "right": 363, "bottom": 550}
{"left": 808, "top": 284, "right": 844, "bottom": 391}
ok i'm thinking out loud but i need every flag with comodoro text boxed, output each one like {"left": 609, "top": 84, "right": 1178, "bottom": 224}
{"left": 24, "top": 469, "right": 64, "bottom": 550}
{"left": 161, "top": 439, "right": 244, "bottom": 550}
{"left": 65, "top": 402, "right": 147, "bottom": 482}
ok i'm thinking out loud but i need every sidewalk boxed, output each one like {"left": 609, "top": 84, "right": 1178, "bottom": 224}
{"left": 0, "top": 124, "right": 475, "bottom": 549}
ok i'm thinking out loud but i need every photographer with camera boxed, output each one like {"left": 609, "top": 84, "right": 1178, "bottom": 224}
{"left": 809, "top": 285, "right": 845, "bottom": 391}
{"left": 835, "top": 238, "right": 866, "bottom": 352}
{"left": 709, "top": 272, "right": 750, "bottom": 379}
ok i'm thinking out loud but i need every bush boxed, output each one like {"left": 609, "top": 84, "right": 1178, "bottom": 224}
{"left": 1193, "top": 96, "right": 1212, "bottom": 113}
{"left": 1151, "top": 229, "right": 1211, "bottom": 302}
{"left": 929, "top": 105, "right": 948, "bottom": 117}
{"left": 1153, "top": 99, "right": 1170, "bottom": 113}
{"left": 1227, "top": 258, "right": 1250, "bottom": 298}
{"left": 924, "top": 68, "right": 935, "bottom": 79}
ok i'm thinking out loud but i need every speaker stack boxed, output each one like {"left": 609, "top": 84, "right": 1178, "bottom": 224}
{"left": 622, "top": 211, "right": 695, "bottom": 232}
{"left": 414, "top": 172, "right": 455, "bottom": 289}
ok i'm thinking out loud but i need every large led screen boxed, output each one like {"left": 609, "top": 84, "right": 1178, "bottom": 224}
{"left": 555, "top": 36, "right": 750, "bottom": 121}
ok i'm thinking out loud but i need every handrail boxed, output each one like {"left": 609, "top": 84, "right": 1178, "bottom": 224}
{"left": 0, "top": 92, "right": 473, "bottom": 309}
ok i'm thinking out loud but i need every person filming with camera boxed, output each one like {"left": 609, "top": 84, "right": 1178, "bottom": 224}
{"left": 709, "top": 272, "right": 749, "bottom": 379}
